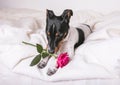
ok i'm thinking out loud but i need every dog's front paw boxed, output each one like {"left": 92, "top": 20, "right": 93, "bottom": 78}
{"left": 47, "top": 67, "right": 57, "bottom": 76}
{"left": 37, "top": 61, "right": 47, "bottom": 69}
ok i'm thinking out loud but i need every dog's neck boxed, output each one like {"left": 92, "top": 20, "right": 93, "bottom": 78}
{"left": 56, "top": 27, "right": 78, "bottom": 54}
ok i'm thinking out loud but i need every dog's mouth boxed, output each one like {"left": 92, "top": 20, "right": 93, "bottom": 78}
{"left": 47, "top": 41, "right": 63, "bottom": 54}
{"left": 47, "top": 32, "right": 67, "bottom": 54}
{"left": 48, "top": 46, "right": 59, "bottom": 54}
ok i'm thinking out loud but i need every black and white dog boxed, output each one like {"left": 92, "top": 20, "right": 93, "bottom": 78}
{"left": 38, "top": 9, "right": 92, "bottom": 76}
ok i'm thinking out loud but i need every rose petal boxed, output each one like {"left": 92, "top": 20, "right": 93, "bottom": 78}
{"left": 56, "top": 52, "right": 70, "bottom": 68}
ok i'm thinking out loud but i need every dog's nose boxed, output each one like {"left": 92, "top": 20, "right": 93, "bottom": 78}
{"left": 48, "top": 50, "right": 54, "bottom": 54}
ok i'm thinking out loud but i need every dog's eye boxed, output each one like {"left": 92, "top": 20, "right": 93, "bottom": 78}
{"left": 47, "top": 32, "right": 50, "bottom": 36}
{"left": 55, "top": 33, "right": 59, "bottom": 37}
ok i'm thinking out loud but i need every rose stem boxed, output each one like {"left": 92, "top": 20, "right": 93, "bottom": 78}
{"left": 22, "top": 41, "right": 36, "bottom": 47}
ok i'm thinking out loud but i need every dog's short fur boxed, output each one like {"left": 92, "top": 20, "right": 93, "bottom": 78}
{"left": 37, "top": 9, "right": 92, "bottom": 76}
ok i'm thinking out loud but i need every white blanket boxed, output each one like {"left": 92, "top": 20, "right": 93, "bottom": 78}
{"left": 0, "top": 9, "right": 120, "bottom": 81}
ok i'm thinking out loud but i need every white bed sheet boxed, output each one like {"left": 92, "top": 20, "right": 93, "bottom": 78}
{"left": 0, "top": 8, "right": 120, "bottom": 84}
{"left": 0, "top": 62, "right": 120, "bottom": 85}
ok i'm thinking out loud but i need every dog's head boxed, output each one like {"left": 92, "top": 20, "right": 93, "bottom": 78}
{"left": 46, "top": 9, "right": 73, "bottom": 54}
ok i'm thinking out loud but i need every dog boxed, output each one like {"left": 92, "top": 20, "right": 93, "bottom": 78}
{"left": 37, "top": 9, "right": 92, "bottom": 76}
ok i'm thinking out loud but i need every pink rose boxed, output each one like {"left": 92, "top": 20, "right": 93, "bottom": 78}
{"left": 56, "top": 52, "right": 70, "bottom": 68}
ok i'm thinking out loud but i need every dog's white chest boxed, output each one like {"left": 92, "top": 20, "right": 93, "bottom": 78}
{"left": 57, "top": 24, "right": 91, "bottom": 56}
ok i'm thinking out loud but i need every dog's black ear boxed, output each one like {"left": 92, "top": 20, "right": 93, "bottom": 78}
{"left": 61, "top": 9, "right": 73, "bottom": 23}
{"left": 46, "top": 9, "right": 55, "bottom": 19}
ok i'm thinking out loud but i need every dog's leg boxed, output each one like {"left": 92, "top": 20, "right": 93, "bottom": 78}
{"left": 37, "top": 45, "right": 49, "bottom": 69}
{"left": 47, "top": 66, "right": 58, "bottom": 76}
{"left": 61, "top": 44, "right": 75, "bottom": 59}
{"left": 67, "top": 46, "right": 75, "bottom": 59}
{"left": 46, "top": 57, "right": 58, "bottom": 76}
{"left": 37, "top": 56, "right": 51, "bottom": 69}
{"left": 46, "top": 45, "right": 75, "bottom": 76}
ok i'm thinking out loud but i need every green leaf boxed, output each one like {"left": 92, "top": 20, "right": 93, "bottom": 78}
{"left": 36, "top": 44, "right": 43, "bottom": 53}
{"left": 30, "top": 54, "right": 41, "bottom": 66}
{"left": 42, "top": 52, "right": 49, "bottom": 58}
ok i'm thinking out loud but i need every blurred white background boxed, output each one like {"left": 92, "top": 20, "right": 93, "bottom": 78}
{"left": 0, "top": 0, "right": 120, "bottom": 13}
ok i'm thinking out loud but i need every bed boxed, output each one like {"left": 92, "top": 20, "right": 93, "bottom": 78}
{"left": 0, "top": 8, "right": 120, "bottom": 85}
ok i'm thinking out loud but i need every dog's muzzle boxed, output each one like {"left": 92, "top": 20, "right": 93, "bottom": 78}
{"left": 48, "top": 49, "right": 54, "bottom": 54}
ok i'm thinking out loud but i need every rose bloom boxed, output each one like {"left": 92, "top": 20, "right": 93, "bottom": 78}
{"left": 56, "top": 52, "right": 70, "bottom": 68}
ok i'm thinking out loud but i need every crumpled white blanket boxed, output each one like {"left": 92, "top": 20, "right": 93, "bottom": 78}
{"left": 0, "top": 9, "right": 120, "bottom": 81}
